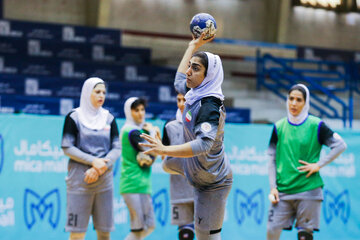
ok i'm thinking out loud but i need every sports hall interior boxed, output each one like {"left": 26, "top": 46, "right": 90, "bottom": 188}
{"left": 0, "top": 0, "right": 359, "bottom": 240}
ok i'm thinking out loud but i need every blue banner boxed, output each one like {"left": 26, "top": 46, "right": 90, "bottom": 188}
{"left": 0, "top": 55, "right": 176, "bottom": 82}
{"left": 0, "top": 74, "right": 175, "bottom": 99}
{"left": 0, "top": 114, "right": 359, "bottom": 239}
{"left": 0, "top": 19, "right": 121, "bottom": 45}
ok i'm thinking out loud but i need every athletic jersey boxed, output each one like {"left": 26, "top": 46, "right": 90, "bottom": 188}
{"left": 273, "top": 116, "right": 327, "bottom": 194}
{"left": 268, "top": 116, "right": 347, "bottom": 200}
{"left": 175, "top": 72, "right": 232, "bottom": 191}
{"left": 163, "top": 118, "right": 194, "bottom": 204}
{"left": 120, "top": 126, "right": 152, "bottom": 194}
{"left": 61, "top": 110, "right": 121, "bottom": 193}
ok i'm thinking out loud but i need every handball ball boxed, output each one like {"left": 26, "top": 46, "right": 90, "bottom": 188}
{"left": 190, "top": 13, "right": 217, "bottom": 40}
{"left": 136, "top": 152, "right": 153, "bottom": 167}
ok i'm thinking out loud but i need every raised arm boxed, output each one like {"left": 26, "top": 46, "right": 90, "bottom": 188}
{"left": 177, "top": 33, "right": 213, "bottom": 73}
{"left": 175, "top": 33, "right": 215, "bottom": 94}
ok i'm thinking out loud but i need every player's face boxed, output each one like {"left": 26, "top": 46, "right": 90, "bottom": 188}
{"left": 90, "top": 83, "right": 106, "bottom": 109}
{"left": 177, "top": 93, "right": 186, "bottom": 113}
{"left": 131, "top": 104, "right": 145, "bottom": 124}
{"left": 186, "top": 56, "right": 206, "bottom": 88}
{"left": 288, "top": 90, "right": 305, "bottom": 116}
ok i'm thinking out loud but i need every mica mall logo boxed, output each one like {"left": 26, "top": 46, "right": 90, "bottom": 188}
{"left": 152, "top": 189, "right": 169, "bottom": 227}
{"left": 234, "top": 188, "right": 264, "bottom": 226}
{"left": 323, "top": 189, "right": 350, "bottom": 224}
{"left": 23, "top": 188, "right": 61, "bottom": 229}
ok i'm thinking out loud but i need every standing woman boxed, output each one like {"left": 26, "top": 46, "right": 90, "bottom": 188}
{"left": 266, "top": 84, "right": 347, "bottom": 240}
{"left": 119, "top": 97, "right": 160, "bottom": 240}
{"left": 61, "top": 77, "right": 121, "bottom": 240}
{"left": 140, "top": 32, "right": 233, "bottom": 240}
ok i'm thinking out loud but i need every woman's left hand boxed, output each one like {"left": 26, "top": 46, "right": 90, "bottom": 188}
{"left": 139, "top": 133, "right": 166, "bottom": 156}
{"left": 297, "top": 160, "right": 320, "bottom": 178}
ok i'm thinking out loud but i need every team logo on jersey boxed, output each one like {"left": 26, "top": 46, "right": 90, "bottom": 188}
{"left": 323, "top": 189, "right": 350, "bottom": 224}
{"left": 24, "top": 188, "right": 61, "bottom": 229}
{"left": 185, "top": 111, "right": 192, "bottom": 122}
{"left": 234, "top": 188, "right": 264, "bottom": 226}
{"left": 201, "top": 122, "right": 212, "bottom": 133}
{"left": 152, "top": 188, "right": 169, "bottom": 226}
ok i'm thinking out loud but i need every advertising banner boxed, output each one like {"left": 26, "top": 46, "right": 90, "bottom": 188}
{"left": 0, "top": 19, "right": 121, "bottom": 45}
{"left": 0, "top": 37, "right": 150, "bottom": 64}
{"left": 0, "top": 55, "right": 175, "bottom": 82}
{"left": 0, "top": 115, "right": 359, "bottom": 239}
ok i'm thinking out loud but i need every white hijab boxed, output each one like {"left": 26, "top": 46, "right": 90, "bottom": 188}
{"left": 286, "top": 84, "right": 310, "bottom": 125}
{"left": 76, "top": 77, "right": 109, "bottom": 130}
{"left": 184, "top": 52, "right": 224, "bottom": 105}
{"left": 120, "top": 97, "right": 145, "bottom": 134}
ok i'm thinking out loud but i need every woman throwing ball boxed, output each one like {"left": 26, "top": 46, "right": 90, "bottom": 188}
{"left": 140, "top": 31, "right": 232, "bottom": 240}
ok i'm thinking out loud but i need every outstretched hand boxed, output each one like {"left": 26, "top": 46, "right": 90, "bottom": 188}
{"left": 139, "top": 133, "right": 166, "bottom": 156}
{"left": 297, "top": 160, "right": 320, "bottom": 178}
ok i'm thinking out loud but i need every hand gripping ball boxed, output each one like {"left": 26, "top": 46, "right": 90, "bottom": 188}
{"left": 190, "top": 13, "right": 217, "bottom": 40}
